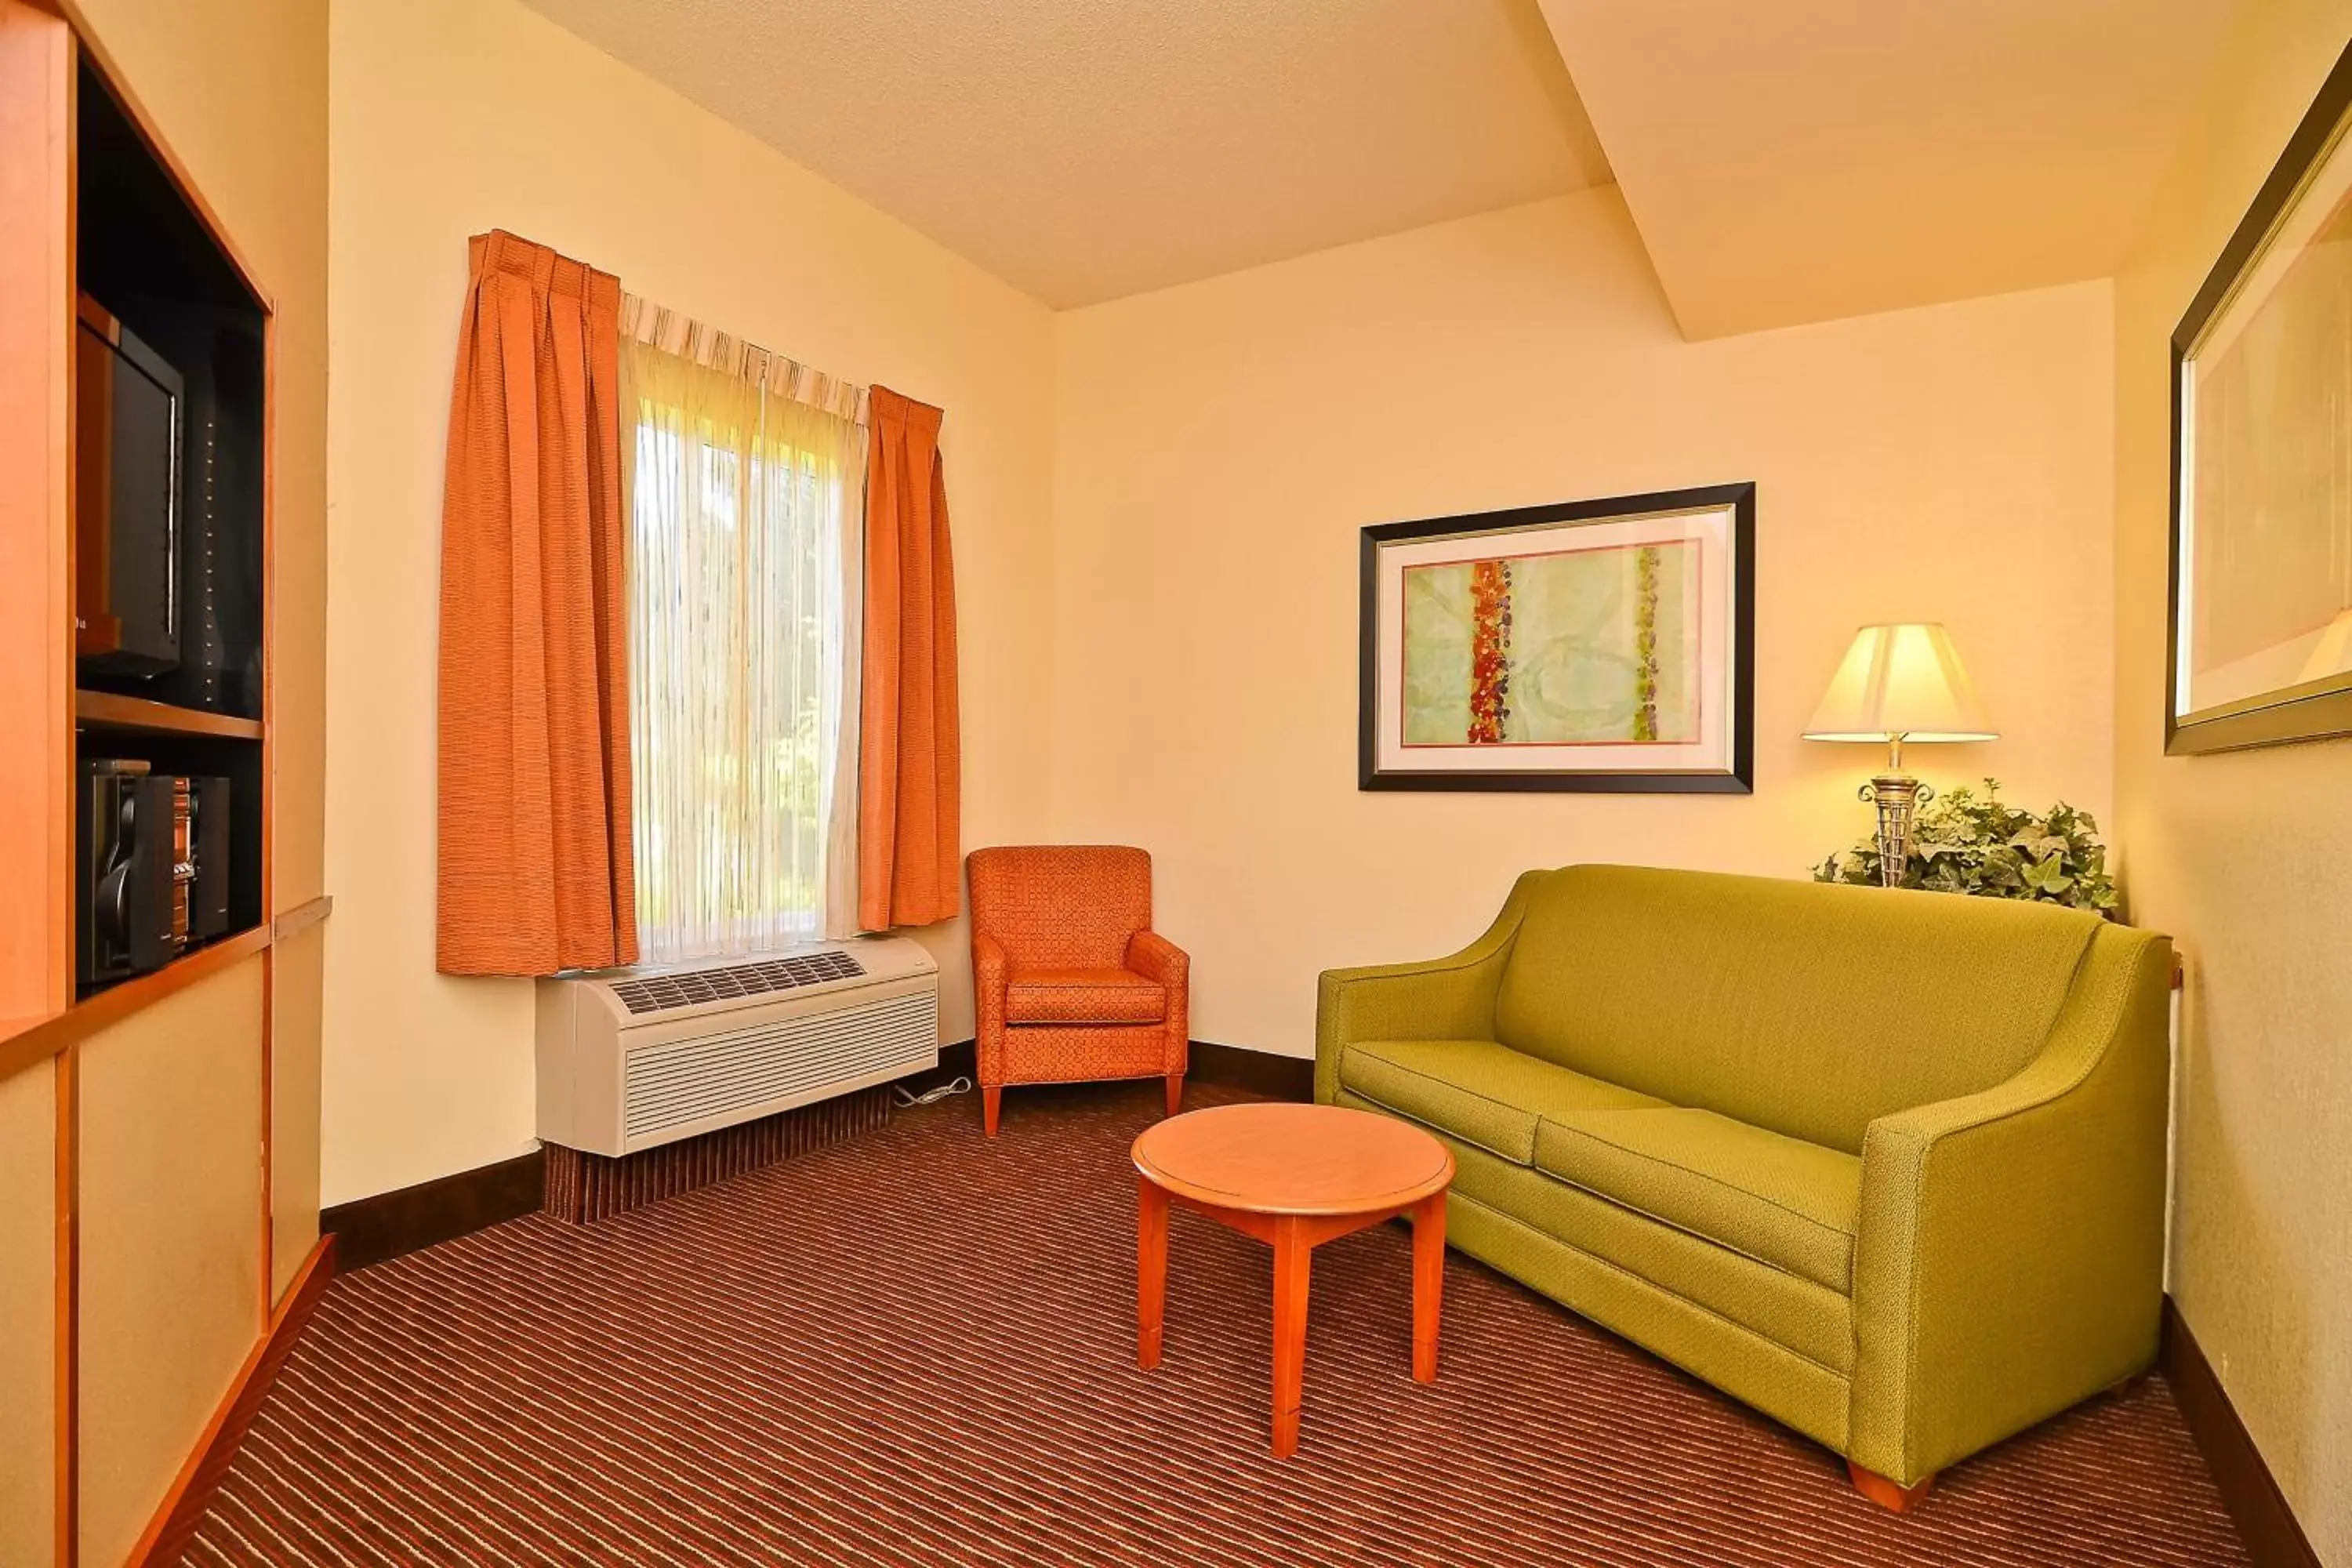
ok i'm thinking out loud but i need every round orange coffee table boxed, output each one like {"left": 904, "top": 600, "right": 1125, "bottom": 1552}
{"left": 1131, "top": 1102, "right": 1455, "bottom": 1456}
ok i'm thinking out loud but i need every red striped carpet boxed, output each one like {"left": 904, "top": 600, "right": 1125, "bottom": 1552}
{"left": 187, "top": 1081, "right": 2247, "bottom": 1566}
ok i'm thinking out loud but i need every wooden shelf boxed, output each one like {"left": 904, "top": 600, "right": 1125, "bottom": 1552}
{"left": 76, "top": 688, "right": 262, "bottom": 741}
{"left": 0, "top": 900, "right": 325, "bottom": 1082}
{"left": 0, "top": 921, "right": 271, "bottom": 1080}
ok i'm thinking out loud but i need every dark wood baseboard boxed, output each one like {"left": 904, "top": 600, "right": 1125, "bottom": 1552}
{"left": 918, "top": 1037, "right": 1313, "bottom": 1102}
{"left": 2161, "top": 1296, "right": 2321, "bottom": 1568}
{"left": 1189, "top": 1039, "right": 1313, "bottom": 1100}
{"left": 125, "top": 1235, "right": 334, "bottom": 1568}
{"left": 321, "top": 1150, "right": 543, "bottom": 1272}
{"left": 930, "top": 1036, "right": 976, "bottom": 1085}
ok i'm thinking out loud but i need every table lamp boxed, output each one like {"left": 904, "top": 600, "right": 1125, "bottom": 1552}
{"left": 1803, "top": 623, "right": 1996, "bottom": 887}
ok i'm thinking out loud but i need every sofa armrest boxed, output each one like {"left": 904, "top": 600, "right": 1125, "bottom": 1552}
{"left": 1848, "top": 924, "right": 2172, "bottom": 1485}
{"left": 1126, "top": 930, "right": 1191, "bottom": 1075}
{"left": 971, "top": 932, "right": 1010, "bottom": 1082}
{"left": 1312, "top": 872, "right": 1537, "bottom": 1106}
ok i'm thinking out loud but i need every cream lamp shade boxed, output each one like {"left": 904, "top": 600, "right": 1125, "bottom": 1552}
{"left": 1803, "top": 623, "right": 1996, "bottom": 743}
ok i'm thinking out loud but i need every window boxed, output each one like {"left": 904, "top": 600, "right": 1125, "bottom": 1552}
{"left": 622, "top": 340, "right": 864, "bottom": 963}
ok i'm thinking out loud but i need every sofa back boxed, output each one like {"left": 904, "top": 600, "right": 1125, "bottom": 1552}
{"left": 1492, "top": 866, "right": 2103, "bottom": 1153}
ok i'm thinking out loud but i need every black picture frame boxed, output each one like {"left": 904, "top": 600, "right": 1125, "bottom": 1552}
{"left": 2166, "top": 34, "right": 2352, "bottom": 757}
{"left": 1357, "top": 482, "right": 1755, "bottom": 793}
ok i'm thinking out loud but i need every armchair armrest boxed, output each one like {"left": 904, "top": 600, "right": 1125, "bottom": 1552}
{"left": 1848, "top": 925, "right": 2172, "bottom": 1486}
{"left": 1312, "top": 871, "right": 1538, "bottom": 1105}
{"left": 1125, "top": 929, "right": 1188, "bottom": 990}
{"left": 1126, "top": 930, "right": 1191, "bottom": 1075}
{"left": 971, "top": 931, "right": 1010, "bottom": 1080}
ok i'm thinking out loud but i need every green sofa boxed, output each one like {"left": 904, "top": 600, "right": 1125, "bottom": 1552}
{"left": 1315, "top": 864, "right": 2171, "bottom": 1504}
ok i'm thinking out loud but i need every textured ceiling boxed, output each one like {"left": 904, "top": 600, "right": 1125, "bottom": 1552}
{"left": 1536, "top": 0, "right": 2238, "bottom": 339}
{"left": 514, "top": 0, "right": 1614, "bottom": 308}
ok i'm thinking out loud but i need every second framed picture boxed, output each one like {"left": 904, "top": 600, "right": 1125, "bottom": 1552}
{"left": 1358, "top": 483, "right": 1755, "bottom": 793}
{"left": 2167, "top": 34, "right": 2352, "bottom": 754}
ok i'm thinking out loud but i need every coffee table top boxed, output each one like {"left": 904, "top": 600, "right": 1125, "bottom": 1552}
{"left": 1132, "top": 1103, "right": 1454, "bottom": 1217}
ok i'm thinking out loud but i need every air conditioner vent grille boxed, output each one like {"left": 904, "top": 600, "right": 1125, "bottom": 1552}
{"left": 622, "top": 989, "right": 938, "bottom": 1142}
{"left": 610, "top": 949, "right": 866, "bottom": 1015}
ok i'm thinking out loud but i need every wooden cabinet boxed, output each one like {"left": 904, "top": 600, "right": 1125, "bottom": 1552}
{"left": 0, "top": 4, "right": 328, "bottom": 1564}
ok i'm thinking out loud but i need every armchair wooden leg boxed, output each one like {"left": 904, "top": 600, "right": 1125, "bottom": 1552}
{"left": 1164, "top": 1073, "right": 1184, "bottom": 1117}
{"left": 982, "top": 1084, "right": 1003, "bottom": 1138}
{"left": 1848, "top": 1461, "right": 1934, "bottom": 1512}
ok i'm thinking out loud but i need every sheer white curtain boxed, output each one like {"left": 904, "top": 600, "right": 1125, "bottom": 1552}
{"left": 619, "top": 328, "right": 866, "bottom": 963}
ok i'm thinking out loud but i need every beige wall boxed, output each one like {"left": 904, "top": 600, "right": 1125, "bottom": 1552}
{"left": 2113, "top": 4, "right": 2352, "bottom": 1559}
{"left": 0, "top": 1058, "right": 56, "bottom": 1568}
{"left": 324, "top": 0, "right": 1057, "bottom": 1204}
{"left": 74, "top": 0, "right": 333, "bottom": 1307}
{"left": 77, "top": 959, "right": 267, "bottom": 1568}
{"left": 1050, "top": 188, "right": 2118, "bottom": 1057}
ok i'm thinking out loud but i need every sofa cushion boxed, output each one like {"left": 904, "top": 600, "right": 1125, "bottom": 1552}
{"left": 1422, "top": 1118, "right": 1857, "bottom": 1378}
{"left": 1005, "top": 967, "right": 1167, "bottom": 1025}
{"left": 1339, "top": 1040, "right": 1664, "bottom": 1166}
{"left": 1334, "top": 1088, "right": 1856, "bottom": 1380}
{"left": 1534, "top": 1107, "right": 1861, "bottom": 1293}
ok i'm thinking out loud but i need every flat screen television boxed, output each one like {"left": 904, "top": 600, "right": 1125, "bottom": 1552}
{"left": 74, "top": 291, "right": 183, "bottom": 677}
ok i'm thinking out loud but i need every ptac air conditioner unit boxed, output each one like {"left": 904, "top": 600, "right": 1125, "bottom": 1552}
{"left": 535, "top": 936, "right": 940, "bottom": 1156}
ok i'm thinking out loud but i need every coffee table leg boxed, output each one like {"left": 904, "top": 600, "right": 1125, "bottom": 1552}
{"left": 1412, "top": 1190, "right": 1446, "bottom": 1384}
{"left": 1138, "top": 1177, "right": 1169, "bottom": 1370}
{"left": 1271, "top": 1217, "right": 1312, "bottom": 1457}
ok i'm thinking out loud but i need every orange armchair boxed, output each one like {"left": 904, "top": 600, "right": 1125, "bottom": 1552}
{"left": 967, "top": 845, "right": 1189, "bottom": 1137}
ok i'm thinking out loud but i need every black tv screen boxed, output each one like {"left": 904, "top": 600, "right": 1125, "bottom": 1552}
{"left": 76, "top": 301, "right": 183, "bottom": 677}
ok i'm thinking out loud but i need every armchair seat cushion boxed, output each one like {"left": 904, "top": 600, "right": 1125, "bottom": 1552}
{"left": 1534, "top": 1107, "right": 1861, "bottom": 1293}
{"left": 1005, "top": 966, "right": 1167, "bottom": 1025}
{"left": 1339, "top": 1039, "right": 1666, "bottom": 1166}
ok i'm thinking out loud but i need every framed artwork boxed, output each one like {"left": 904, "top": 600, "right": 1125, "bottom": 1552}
{"left": 1358, "top": 483, "right": 1755, "bottom": 793}
{"left": 2169, "top": 36, "right": 2352, "bottom": 755}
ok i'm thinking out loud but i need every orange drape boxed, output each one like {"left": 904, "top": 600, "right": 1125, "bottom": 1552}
{"left": 858, "top": 387, "right": 962, "bottom": 930}
{"left": 436, "top": 230, "right": 637, "bottom": 975}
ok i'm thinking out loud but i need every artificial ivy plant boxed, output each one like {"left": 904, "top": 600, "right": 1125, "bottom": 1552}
{"left": 1813, "top": 779, "right": 2120, "bottom": 918}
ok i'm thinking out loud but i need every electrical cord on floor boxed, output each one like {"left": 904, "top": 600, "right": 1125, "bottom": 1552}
{"left": 895, "top": 1075, "right": 972, "bottom": 1109}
